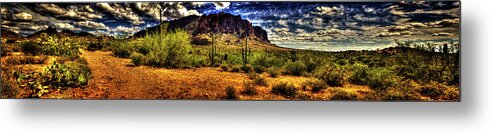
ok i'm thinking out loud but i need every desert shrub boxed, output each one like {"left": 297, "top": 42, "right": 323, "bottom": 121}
{"left": 87, "top": 42, "right": 104, "bottom": 51}
{"left": 1, "top": 69, "right": 20, "bottom": 98}
{"left": 241, "top": 64, "right": 254, "bottom": 73}
{"left": 231, "top": 65, "right": 241, "bottom": 72}
{"left": 251, "top": 52, "right": 284, "bottom": 68}
{"left": 142, "top": 28, "right": 193, "bottom": 68}
{"left": 242, "top": 81, "right": 258, "bottom": 95}
{"left": 315, "top": 63, "right": 348, "bottom": 87}
{"left": 330, "top": 89, "right": 358, "bottom": 100}
{"left": 418, "top": 81, "right": 458, "bottom": 101}
{"left": 346, "top": 63, "right": 370, "bottom": 85}
{"left": 225, "top": 86, "right": 238, "bottom": 100}
{"left": 248, "top": 73, "right": 267, "bottom": 86}
{"left": 253, "top": 65, "right": 267, "bottom": 73}
{"left": 162, "top": 29, "right": 193, "bottom": 68}
{"left": 271, "top": 82, "right": 298, "bottom": 97}
{"left": 220, "top": 64, "right": 229, "bottom": 71}
{"left": 283, "top": 61, "right": 306, "bottom": 76}
{"left": 189, "top": 54, "right": 208, "bottom": 67}
{"left": 225, "top": 54, "right": 242, "bottom": 65}
{"left": 21, "top": 42, "right": 43, "bottom": 55}
{"left": 130, "top": 52, "right": 145, "bottom": 66}
{"left": 301, "top": 79, "right": 327, "bottom": 93}
{"left": 382, "top": 80, "right": 421, "bottom": 101}
{"left": 364, "top": 68, "right": 400, "bottom": 91}
{"left": 43, "top": 61, "right": 91, "bottom": 88}
{"left": 5, "top": 56, "right": 48, "bottom": 65}
{"left": 267, "top": 67, "right": 280, "bottom": 78}
{"left": 112, "top": 41, "right": 133, "bottom": 58}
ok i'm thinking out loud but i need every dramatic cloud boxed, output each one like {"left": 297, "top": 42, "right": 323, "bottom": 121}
{"left": 2, "top": 2, "right": 460, "bottom": 47}
{"left": 96, "top": 3, "right": 144, "bottom": 25}
{"left": 13, "top": 12, "right": 33, "bottom": 21}
{"left": 75, "top": 21, "right": 108, "bottom": 30}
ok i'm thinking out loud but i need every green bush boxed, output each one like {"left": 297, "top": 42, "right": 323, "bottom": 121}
{"left": 112, "top": 41, "right": 133, "bottom": 58}
{"left": 87, "top": 42, "right": 104, "bottom": 51}
{"left": 241, "top": 64, "right": 254, "bottom": 73}
{"left": 283, "top": 61, "right": 306, "bottom": 76}
{"left": 242, "top": 81, "right": 258, "bottom": 95}
{"left": 231, "top": 65, "right": 241, "bottom": 72}
{"left": 253, "top": 65, "right": 267, "bottom": 73}
{"left": 220, "top": 64, "right": 229, "bottom": 71}
{"left": 346, "top": 63, "right": 370, "bottom": 85}
{"left": 130, "top": 52, "right": 145, "bottom": 66}
{"left": 301, "top": 79, "right": 327, "bottom": 93}
{"left": 43, "top": 61, "right": 91, "bottom": 88}
{"left": 364, "top": 68, "right": 400, "bottom": 91}
{"left": 267, "top": 67, "right": 280, "bottom": 78}
{"left": 271, "top": 82, "right": 298, "bottom": 97}
{"left": 225, "top": 86, "right": 238, "bottom": 100}
{"left": 315, "top": 63, "right": 348, "bottom": 87}
{"left": 21, "top": 42, "right": 43, "bottom": 55}
{"left": 140, "top": 28, "right": 193, "bottom": 68}
{"left": 330, "top": 89, "right": 358, "bottom": 100}
{"left": 249, "top": 73, "right": 268, "bottom": 86}
{"left": 382, "top": 80, "right": 421, "bottom": 101}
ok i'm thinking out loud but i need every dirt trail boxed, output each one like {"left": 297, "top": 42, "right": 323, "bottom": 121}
{"left": 79, "top": 50, "right": 251, "bottom": 99}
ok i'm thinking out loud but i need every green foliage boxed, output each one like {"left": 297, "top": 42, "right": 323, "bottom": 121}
{"left": 231, "top": 65, "right": 241, "bottom": 72}
{"left": 138, "top": 27, "right": 193, "bottom": 68}
{"left": 5, "top": 56, "right": 48, "bottom": 65}
{"left": 220, "top": 64, "right": 229, "bottom": 71}
{"left": 130, "top": 52, "right": 145, "bottom": 66}
{"left": 271, "top": 81, "right": 298, "bottom": 97}
{"left": 111, "top": 40, "right": 133, "bottom": 58}
{"left": 315, "top": 63, "right": 348, "bottom": 87}
{"left": 330, "top": 89, "right": 358, "bottom": 100}
{"left": 225, "top": 86, "right": 238, "bottom": 100}
{"left": 267, "top": 67, "right": 280, "bottom": 78}
{"left": 43, "top": 61, "right": 91, "bottom": 88}
{"left": 87, "top": 42, "right": 104, "bottom": 51}
{"left": 248, "top": 73, "right": 268, "bottom": 86}
{"left": 241, "top": 64, "right": 254, "bottom": 73}
{"left": 283, "top": 61, "right": 306, "bottom": 76}
{"left": 21, "top": 42, "right": 43, "bottom": 55}
{"left": 364, "top": 68, "right": 400, "bottom": 91}
{"left": 1, "top": 69, "right": 20, "bottom": 98}
{"left": 242, "top": 81, "right": 258, "bottom": 95}
{"left": 253, "top": 65, "right": 267, "bottom": 73}
{"left": 301, "top": 79, "right": 327, "bottom": 93}
{"left": 381, "top": 79, "right": 421, "bottom": 101}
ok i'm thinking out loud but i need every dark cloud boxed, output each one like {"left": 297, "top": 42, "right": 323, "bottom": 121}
{"left": 2, "top": 2, "right": 460, "bottom": 46}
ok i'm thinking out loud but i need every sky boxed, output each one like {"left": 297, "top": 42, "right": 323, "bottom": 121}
{"left": 1, "top": 1, "right": 460, "bottom": 50}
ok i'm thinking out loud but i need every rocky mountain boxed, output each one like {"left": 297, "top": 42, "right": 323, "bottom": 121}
{"left": 27, "top": 27, "right": 96, "bottom": 38}
{"left": 133, "top": 12, "right": 271, "bottom": 44}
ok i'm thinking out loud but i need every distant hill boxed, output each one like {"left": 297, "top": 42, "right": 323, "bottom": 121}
{"left": 1, "top": 29, "right": 23, "bottom": 40}
{"left": 133, "top": 12, "right": 271, "bottom": 45}
{"left": 27, "top": 27, "right": 96, "bottom": 38}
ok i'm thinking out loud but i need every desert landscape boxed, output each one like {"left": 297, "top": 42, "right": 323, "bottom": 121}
{"left": 1, "top": 2, "right": 460, "bottom": 101}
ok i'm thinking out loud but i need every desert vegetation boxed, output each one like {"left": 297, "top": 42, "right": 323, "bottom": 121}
{"left": 1, "top": 24, "right": 459, "bottom": 101}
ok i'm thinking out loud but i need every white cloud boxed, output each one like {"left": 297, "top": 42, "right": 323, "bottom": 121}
{"left": 75, "top": 21, "right": 108, "bottom": 30}
{"left": 13, "top": 12, "right": 32, "bottom": 21}
{"left": 38, "top": 4, "right": 66, "bottom": 15}
{"left": 213, "top": 2, "right": 230, "bottom": 10}
{"left": 310, "top": 6, "right": 344, "bottom": 16}
{"left": 96, "top": 3, "right": 144, "bottom": 25}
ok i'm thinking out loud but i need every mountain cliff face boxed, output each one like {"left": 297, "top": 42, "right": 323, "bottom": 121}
{"left": 134, "top": 13, "right": 271, "bottom": 44}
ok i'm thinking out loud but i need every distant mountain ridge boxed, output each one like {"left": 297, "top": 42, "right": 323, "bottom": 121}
{"left": 133, "top": 12, "right": 271, "bottom": 44}
{"left": 27, "top": 27, "right": 96, "bottom": 38}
